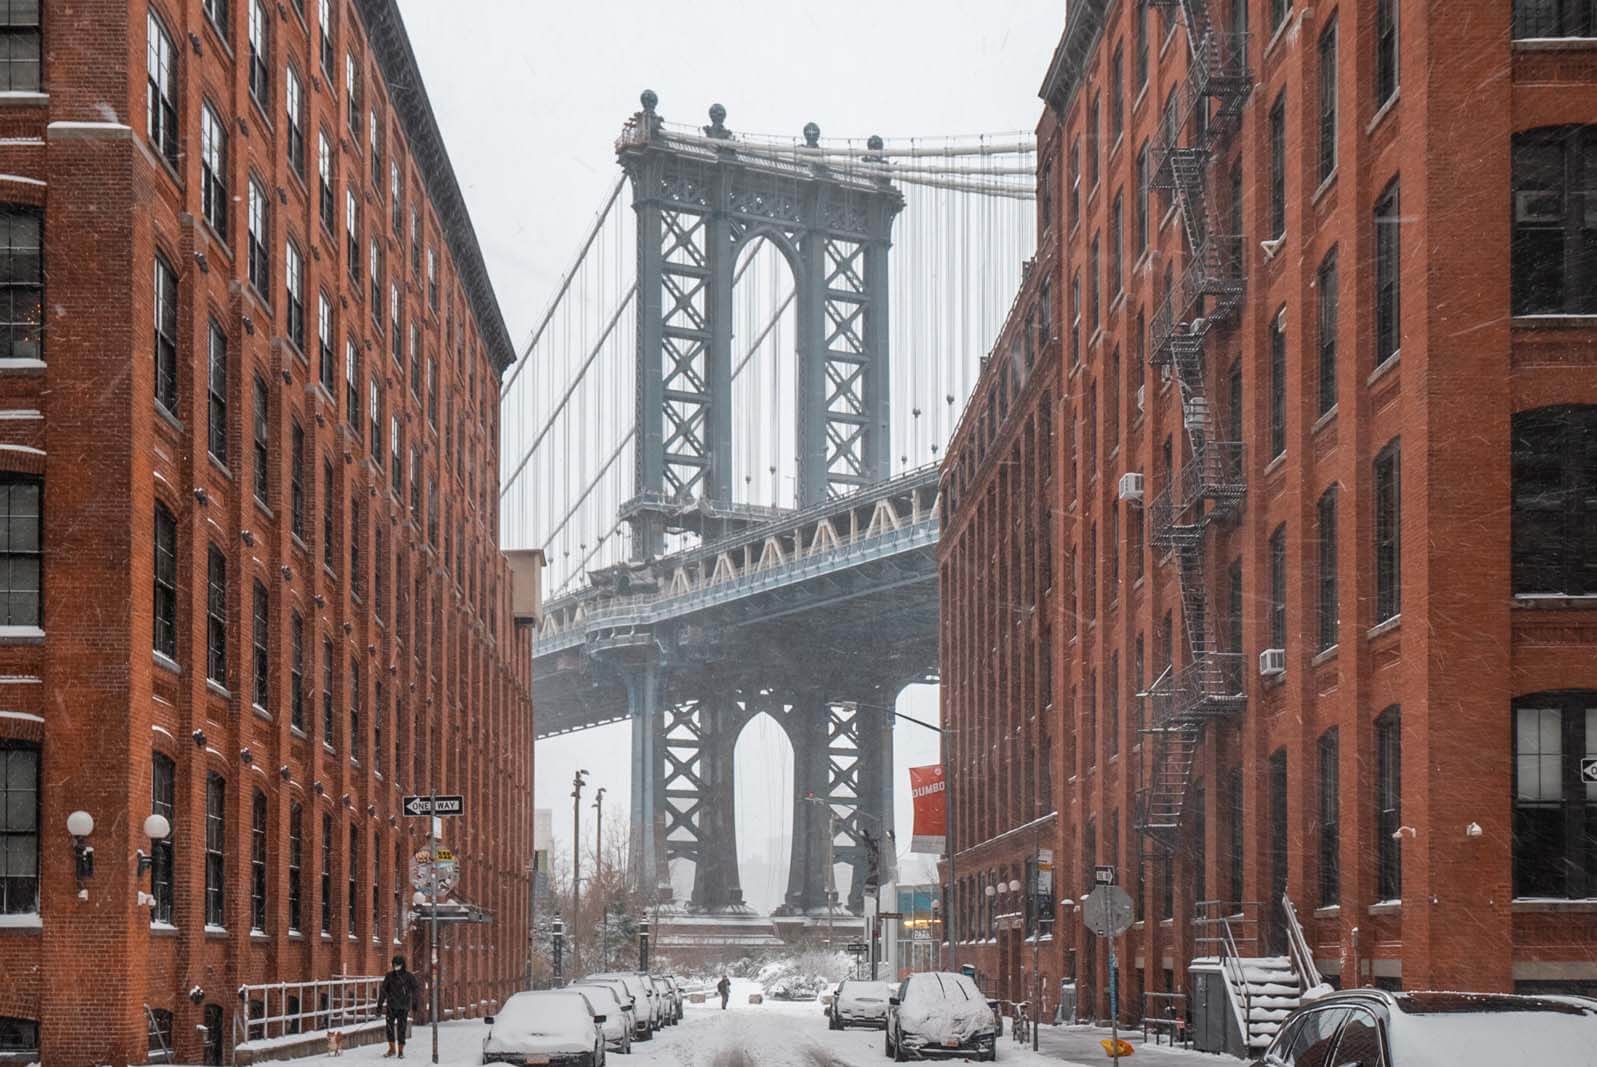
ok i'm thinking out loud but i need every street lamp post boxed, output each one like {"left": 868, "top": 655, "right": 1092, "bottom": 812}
{"left": 593, "top": 787, "right": 606, "bottom": 968}
{"left": 570, "top": 770, "right": 590, "bottom": 975}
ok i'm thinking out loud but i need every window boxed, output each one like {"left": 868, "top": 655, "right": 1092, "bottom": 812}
{"left": 318, "top": 0, "right": 334, "bottom": 80}
{"left": 0, "top": 0, "right": 40, "bottom": 90}
{"left": 1134, "top": 144, "right": 1148, "bottom": 253}
{"left": 346, "top": 190, "right": 361, "bottom": 285}
{"left": 350, "top": 658, "right": 362, "bottom": 761}
{"left": 204, "top": 0, "right": 228, "bottom": 34}
{"left": 147, "top": 1008, "right": 173, "bottom": 1062}
{"left": 390, "top": 160, "right": 403, "bottom": 234}
{"left": 369, "top": 238, "right": 381, "bottom": 313}
{"left": 320, "top": 811, "right": 333, "bottom": 933}
{"left": 250, "top": 790, "right": 267, "bottom": 931}
{"left": 288, "top": 802, "right": 303, "bottom": 932}
{"left": 374, "top": 680, "right": 384, "bottom": 775}
{"left": 1317, "top": 19, "right": 1338, "bottom": 184}
{"left": 1512, "top": 127, "right": 1597, "bottom": 315}
{"left": 286, "top": 240, "right": 305, "bottom": 349}
{"left": 1087, "top": 96, "right": 1100, "bottom": 188}
{"left": 1515, "top": 0, "right": 1597, "bottom": 37}
{"left": 248, "top": 179, "right": 270, "bottom": 296}
{"left": 318, "top": 295, "right": 335, "bottom": 393}
{"left": 1376, "top": 707, "right": 1402, "bottom": 900}
{"left": 427, "top": 248, "right": 438, "bottom": 310}
{"left": 1227, "top": 767, "right": 1244, "bottom": 901}
{"left": 252, "top": 580, "right": 269, "bottom": 711}
{"left": 1272, "top": 0, "right": 1291, "bottom": 31}
{"left": 345, "top": 338, "right": 361, "bottom": 435}
{"left": 347, "top": 823, "right": 359, "bottom": 933}
{"left": 1512, "top": 407, "right": 1597, "bottom": 595}
{"left": 1069, "top": 271, "right": 1081, "bottom": 366}
{"left": 146, "top": 13, "right": 179, "bottom": 167}
{"left": 1135, "top": 0, "right": 1148, "bottom": 88}
{"left": 0, "top": 743, "right": 37, "bottom": 914}
{"left": 151, "top": 753, "right": 175, "bottom": 924}
{"left": 346, "top": 52, "right": 362, "bottom": 135}
{"left": 153, "top": 253, "right": 178, "bottom": 411}
{"left": 0, "top": 206, "right": 40, "bottom": 363}
{"left": 369, "top": 107, "right": 383, "bottom": 188}
{"left": 390, "top": 415, "right": 401, "bottom": 495}
{"left": 1514, "top": 692, "right": 1597, "bottom": 898}
{"left": 1269, "top": 309, "right": 1286, "bottom": 459}
{"left": 1374, "top": 440, "right": 1401, "bottom": 622}
{"left": 323, "top": 458, "right": 335, "bottom": 570}
{"left": 291, "top": 420, "right": 306, "bottom": 539}
{"left": 1318, "top": 729, "right": 1339, "bottom": 906}
{"left": 253, "top": 376, "right": 270, "bottom": 503}
{"left": 1110, "top": 193, "right": 1123, "bottom": 298}
{"left": 1316, "top": 249, "right": 1338, "bottom": 415}
{"left": 1269, "top": 92, "right": 1286, "bottom": 238}
{"left": 201, "top": 322, "right": 230, "bottom": 466}
{"left": 1110, "top": 46, "right": 1124, "bottom": 142}
{"left": 205, "top": 773, "right": 225, "bottom": 927}
{"left": 1376, "top": 0, "right": 1399, "bottom": 106}
{"left": 290, "top": 610, "right": 304, "bottom": 730}
{"left": 1317, "top": 487, "right": 1338, "bottom": 650}
{"left": 1089, "top": 235, "right": 1100, "bottom": 331}
{"left": 0, "top": 476, "right": 37, "bottom": 628}
{"left": 1269, "top": 524, "right": 1287, "bottom": 648}
{"left": 206, "top": 546, "right": 226, "bottom": 684}
{"left": 370, "top": 378, "right": 382, "bottom": 468}
{"left": 247, "top": 0, "right": 270, "bottom": 106}
{"left": 154, "top": 502, "right": 177, "bottom": 658}
{"left": 317, "top": 130, "right": 335, "bottom": 234}
{"left": 285, "top": 65, "right": 306, "bottom": 177}
{"left": 1374, "top": 179, "right": 1401, "bottom": 365}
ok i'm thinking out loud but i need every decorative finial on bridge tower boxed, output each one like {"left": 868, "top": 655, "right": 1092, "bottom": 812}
{"left": 705, "top": 103, "right": 732, "bottom": 140}
{"left": 803, "top": 122, "right": 821, "bottom": 148}
{"left": 641, "top": 89, "right": 658, "bottom": 113}
{"left": 865, "top": 134, "right": 884, "bottom": 160}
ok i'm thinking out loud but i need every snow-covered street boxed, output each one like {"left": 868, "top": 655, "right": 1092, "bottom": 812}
{"left": 267, "top": 980, "right": 1094, "bottom": 1067}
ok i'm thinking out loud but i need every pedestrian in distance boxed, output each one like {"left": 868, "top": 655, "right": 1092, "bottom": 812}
{"left": 377, "top": 954, "right": 422, "bottom": 1058}
{"left": 717, "top": 974, "right": 732, "bottom": 1010}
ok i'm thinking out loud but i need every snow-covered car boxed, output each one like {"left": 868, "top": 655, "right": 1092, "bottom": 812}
{"left": 1249, "top": 989, "right": 1597, "bottom": 1067}
{"left": 830, "top": 979, "right": 892, "bottom": 1030}
{"left": 588, "top": 972, "right": 663, "bottom": 1034}
{"left": 580, "top": 975, "right": 652, "bottom": 1042}
{"left": 647, "top": 974, "right": 678, "bottom": 1025}
{"left": 482, "top": 990, "right": 607, "bottom": 1066}
{"left": 565, "top": 982, "right": 633, "bottom": 1054}
{"left": 665, "top": 974, "right": 687, "bottom": 1020}
{"left": 885, "top": 972, "right": 999, "bottom": 1062}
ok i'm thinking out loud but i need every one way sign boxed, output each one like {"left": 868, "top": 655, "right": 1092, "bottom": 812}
{"left": 403, "top": 795, "right": 465, "bottom": 817}
{"left": 1582, "top": 758, "right": 1597, "bottom": 786}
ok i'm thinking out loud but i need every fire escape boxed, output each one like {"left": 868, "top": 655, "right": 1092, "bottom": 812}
{"left": 1137, "top": 0, "right": 1251, "bottom": 854}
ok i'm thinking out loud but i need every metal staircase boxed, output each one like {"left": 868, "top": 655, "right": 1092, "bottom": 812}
{"left": 1193, "top": 897, "right": 1324, "bottom": 1054}
{"left": 1136, "top": 0, "right": 1251, "bottom": 853}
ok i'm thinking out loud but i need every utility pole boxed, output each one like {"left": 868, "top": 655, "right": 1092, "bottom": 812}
{"left": 593, "top": 787, "right": 606, "bottom": 968}
{"left": 570, "top": 769, "right": 589, "bottom": 976}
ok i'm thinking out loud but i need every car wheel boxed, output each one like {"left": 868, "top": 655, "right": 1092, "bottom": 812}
{"left": 892, "top": 1028, "right": 907, "bottom": 1062}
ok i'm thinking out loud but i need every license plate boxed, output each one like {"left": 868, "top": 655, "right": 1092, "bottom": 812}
{"left": 942, "top": 1039, "right": 960, "bottom": 1048}
{"left": 522, "top": 1058, "right": 549, "bottom": 1066}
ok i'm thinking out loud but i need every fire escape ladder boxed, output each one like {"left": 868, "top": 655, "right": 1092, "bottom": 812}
{"left": 1138, "top": 0, "right": 1250, "bottom": 853}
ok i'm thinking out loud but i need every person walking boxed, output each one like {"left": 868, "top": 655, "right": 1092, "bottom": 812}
{"left": 716, "top": 974, "right": 731, "bottom": 1010}
{"left": 377, "top": 954, "right": 422, "bottom": 1058}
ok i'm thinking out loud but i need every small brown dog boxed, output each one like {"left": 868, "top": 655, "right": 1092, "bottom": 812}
{"left": 326, "top": 1028, "right": 344, "bottom": 1056}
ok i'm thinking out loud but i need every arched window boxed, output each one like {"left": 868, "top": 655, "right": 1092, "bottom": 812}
{"left": 1512, "top": 126, "right": 1597, "bottom": 315}
{"left": 1514, "top": 691, "right": 1597, "bottom": 899}
{"left": 1513, "top": 406, "right": 1597, "bottom": 595}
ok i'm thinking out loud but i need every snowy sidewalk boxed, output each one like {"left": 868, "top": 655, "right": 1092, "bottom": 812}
{"left": 1032, "top": 1024, "right": 1240, "bottom": 1067}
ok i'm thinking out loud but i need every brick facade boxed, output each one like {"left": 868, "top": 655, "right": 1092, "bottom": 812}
{"left": 0, "top": 1, "right": 535, "bottom": 1062}
{"left": 941, "top": 0, "right": 1597, "bottom": 1026}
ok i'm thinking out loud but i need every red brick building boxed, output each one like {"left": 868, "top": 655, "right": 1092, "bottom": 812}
{"left": 0, "top": 1, "right": 536, "bottom": 1062}
{"left": 940, "top": 0, "right": 1597, "bottom": 1041}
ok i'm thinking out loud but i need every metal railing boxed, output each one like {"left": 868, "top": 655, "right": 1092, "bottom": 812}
{"left": 1141, "top": 992, "right": 1189, "bottom": 1045}
{"left": 232, "top": 975, "right": 385, "bottom": 1049}
{"left": 1193, "top": 901, "right": 1256, "bottom": 1049}
{"left": 1280, "top": 892, "right": 1323, "bottom": 991}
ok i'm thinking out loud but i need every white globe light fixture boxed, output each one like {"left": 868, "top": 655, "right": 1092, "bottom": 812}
{"left": 66, "top": 810, "right": 94, "bottom": 837}
{"left": 143, "top": 813, "right": 171, "bottom": 841}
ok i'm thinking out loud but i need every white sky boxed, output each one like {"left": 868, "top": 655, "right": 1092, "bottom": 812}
{"left": 397, "top": 0, "right": 1066, "bottom": 910}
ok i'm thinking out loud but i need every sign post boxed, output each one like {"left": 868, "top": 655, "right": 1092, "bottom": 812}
{"left": 1082, "top": 883, "right": 1134, "bottom": 1065}
{"left": 404, "top": 791, "right": 465, "bottom": 1064}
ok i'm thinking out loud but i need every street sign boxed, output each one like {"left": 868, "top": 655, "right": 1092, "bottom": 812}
{"left": 1093, "top": 864, "right": 1117, "bottom": 886}
{"left": 1583, "top": 757, "right": 1597, "bottom": 785}
{"left": 403, "top": 794, "right": 464, "bottom": 817}
{"left": 877, "top": 911, "right": 903, "bottom": 919}
{"left": 846, "top": 942, "right": 868, "bottom": 955}
{"left": 411, "top": 846, "right": 458, "bottom": 895}
{"left": 1082, "top": 884, "right": 1134, "bottom": 937}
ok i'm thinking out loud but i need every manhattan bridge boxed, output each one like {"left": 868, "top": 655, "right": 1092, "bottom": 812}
{"left": 500, "top": 92, "right": 1037, "bottom": 932}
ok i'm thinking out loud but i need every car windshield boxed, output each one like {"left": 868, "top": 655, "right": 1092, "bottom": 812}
{"left": 843, "top": 981, "right": 891, "bottom": 1002}
{"left": 905, "top": 973, "right": 977, "bottom": 1005}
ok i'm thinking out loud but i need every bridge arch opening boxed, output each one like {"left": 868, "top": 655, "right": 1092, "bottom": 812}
{"left": 732, "top": 705, "right": 794, "bottom": 913}
{"left": 730, "top": 234, "right": 800, "bottom": 511}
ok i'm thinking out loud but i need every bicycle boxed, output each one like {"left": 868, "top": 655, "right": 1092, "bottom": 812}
{"left": 1010, "top": 1001, "right": 1031, "bottom": 1045}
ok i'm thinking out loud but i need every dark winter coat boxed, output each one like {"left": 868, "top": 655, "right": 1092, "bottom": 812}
{"left": 378, "top": 968, "right": 422, "bottom": 1013}
{"left": 717, "top": 978, "right": 731, "bottom": 996}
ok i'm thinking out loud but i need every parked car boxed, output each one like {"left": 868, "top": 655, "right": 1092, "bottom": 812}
{"left": 885, "top": 971, "right": 999, "bottom": 1062}
{"left": 588, "top": 972, "right": 663, "bottom": 1035}
{"left": 830, "top": 978, "right": 892, "bottom": 1030}
{"left": 581, "top": 975, "right": 651, "bottom": 1043}
{"left": 664, "top": 974, "right": 687, "bottom": 1021}
{"left": 482, "top": 990, "right": 607, "bottom": 1066}
{"left": 647, "top": 974, "right": 678, "bottom": 1025}
{"left": 566, "top": 982, "right": 634, "bottom": 1054}
{"left": 1250, "top": 989, "right": 1597, "bottom": 1067}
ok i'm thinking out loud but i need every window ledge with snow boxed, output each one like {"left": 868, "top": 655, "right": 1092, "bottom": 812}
{"left": 1367, "top": 900, "right": 1402, "bottom": 915}
{"left": 0, "top": 91, "right": 48, "bottom": 106}
{"left": 1513, "top": 314, "right": 1597, "bottom": 329}
{"left": 1512, "top": 897, "right": 1597, "bottom": 912}
{"left": 1513, "top": 593, "right": 1597, "bottom": 609}
{"left": 150, "top": 920, "right": 178, "bottom": 936}
{"left": 1513, "top": 36, "right": 1597, "bottom": 51}
{"left": 204, "top": 924, "right": 228, "bottom": 937}
{"left": 0, "top": 625, "right": 42, "bottom": 643}
{"left": 0, "top": 912, "right": 42, "bottom": 929}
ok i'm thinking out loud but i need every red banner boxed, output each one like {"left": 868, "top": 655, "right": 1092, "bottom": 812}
{"left": 908, "top": 764, "right": 946, "bottom": 854}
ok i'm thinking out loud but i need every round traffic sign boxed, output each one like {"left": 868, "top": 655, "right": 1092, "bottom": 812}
{"left": 1082, "top": 884, "right": 1134, "bottom": 937}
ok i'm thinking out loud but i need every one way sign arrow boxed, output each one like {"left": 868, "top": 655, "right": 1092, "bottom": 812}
{"left": 1582, "top": 758, "right": 1597, "bottom": 786}
{"left": 403, "top": 795, "right": 465, "bottom": 817}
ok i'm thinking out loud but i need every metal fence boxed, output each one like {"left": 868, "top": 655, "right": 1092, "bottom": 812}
{"left": 232, "top": 975, "right": 385, "bottom": 1048}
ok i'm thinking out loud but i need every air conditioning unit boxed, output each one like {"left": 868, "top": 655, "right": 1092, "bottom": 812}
{"left": 1135, "top": 384, "right": 1145, "bottom": 413}
{"left": 1259, "top": 648, "right": 1286, "bottom": 677}
{"left": 1117, "top": 472, "right": 1144, "bottom": 503}
{"left": 1183, "top": 396, "right": 1209, "bottom": 432}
